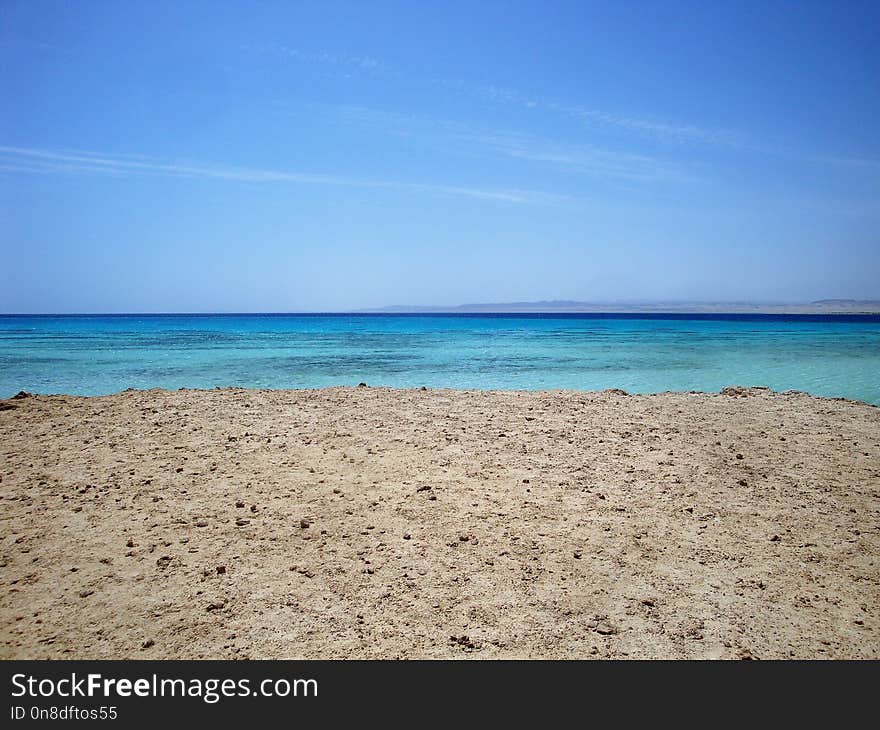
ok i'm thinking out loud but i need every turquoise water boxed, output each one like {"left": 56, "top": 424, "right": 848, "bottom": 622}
{"left": 1, "top": 313, "right": 879, "bottom": 404}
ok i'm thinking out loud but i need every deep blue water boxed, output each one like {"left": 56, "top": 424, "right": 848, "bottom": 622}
{"left": 1, "top": 313, "right": 879, "bottom": 404}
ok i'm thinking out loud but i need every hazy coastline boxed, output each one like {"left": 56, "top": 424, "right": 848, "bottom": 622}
{"left": 361, "top": 299, "right": 880, "bottom": 315}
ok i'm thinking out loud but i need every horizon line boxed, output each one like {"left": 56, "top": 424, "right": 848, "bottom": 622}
{"left": 3, "top": 310, "right": 880, "bottom": 317}
{"left": 4, "top": 297, "right": 880, "bottom": 317}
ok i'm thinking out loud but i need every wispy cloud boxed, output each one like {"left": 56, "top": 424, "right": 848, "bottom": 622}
{"left": 450, "top": 130, "right": 700, "bottom": 183}
{"left": 554, "top": 105, "right": 744, "bottom": 147}
{"left": 241, "top": 43, "right": 385, "bottom": 74}
{"left": 244, "top": 44, "right": 737, "bottom": 148}
{"left": 436, "top": 78, "right": 743, "bottom": 147}
{"left": 0, "top": 145, "right": 572, "bottom": 206}
{"left": 246, "top": 43, "right": 879, "bottom": 169}
{"left": 422, "top": 79, "right": 880, "bottom": 168}
{"left": 308, "top": 103, "right": 698, "bottom": 184}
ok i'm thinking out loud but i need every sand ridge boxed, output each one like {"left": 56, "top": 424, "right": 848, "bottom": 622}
{"left": 1, "top": 386, "right": 878, "bottom": 659}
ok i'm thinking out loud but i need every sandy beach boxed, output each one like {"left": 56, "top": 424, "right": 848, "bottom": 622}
{"left": 1, "top": 386, "right": 878, "bottom": 659}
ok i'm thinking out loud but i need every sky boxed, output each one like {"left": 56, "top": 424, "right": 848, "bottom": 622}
{"left": 1, "top": 0, "right": 879, "bottom": 312}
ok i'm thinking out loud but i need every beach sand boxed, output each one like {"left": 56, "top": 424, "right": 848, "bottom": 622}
{"left": 1, "top": 386, "right": 878, "bottom": 659}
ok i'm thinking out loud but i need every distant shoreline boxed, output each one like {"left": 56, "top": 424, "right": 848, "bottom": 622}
{"left": 361, "top": 299, "right": 880, "bottom": 315}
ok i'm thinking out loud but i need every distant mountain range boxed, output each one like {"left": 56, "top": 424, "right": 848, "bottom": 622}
{"left": 360, "top": 299, "right": 880, "bottom": 314}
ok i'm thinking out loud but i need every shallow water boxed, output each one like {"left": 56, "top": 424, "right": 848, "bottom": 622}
{"left": 1, "top": 313, "right": 879, "bottom": 404}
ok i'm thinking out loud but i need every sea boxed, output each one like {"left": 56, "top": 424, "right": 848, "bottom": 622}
{"left": 1, "top": 313, "right": 879, "bottom": 405}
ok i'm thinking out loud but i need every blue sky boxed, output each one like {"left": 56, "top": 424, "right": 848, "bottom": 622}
{"left": 1, "top": 0, "right": 879, "bottom": 312}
